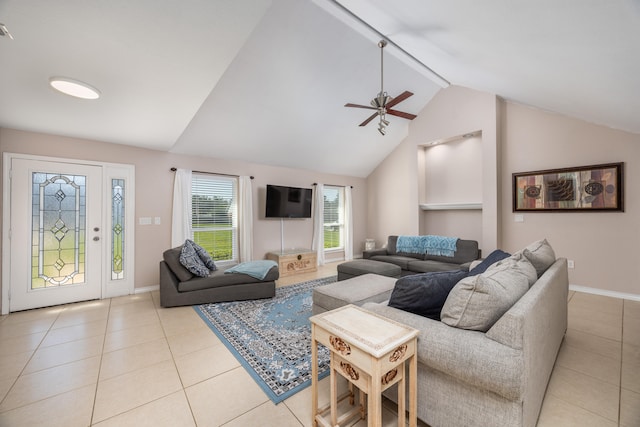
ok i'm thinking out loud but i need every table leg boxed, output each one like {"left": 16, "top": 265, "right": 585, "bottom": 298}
{"left": 370, "top": 363, "right": 382, "bottom": 427}
{"left": 409, "top": 352, "right": 417, "bottom": 427}
{"left": 330, "top": 355, "right": 338, "bottom": 426}
{"left": 311, "top": 328, "right": 318, "bottom": 427}
{"left": 398, "top": 361, "right": 406, "bottom": 427}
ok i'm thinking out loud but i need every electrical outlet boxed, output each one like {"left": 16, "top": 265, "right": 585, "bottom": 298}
{"left": 567, "top": 260, "right": 575, "bottom": 269}
{"left": 154, "top": 217, "right": 161, "bottom": 225}
{"left": 514, "top": 214, "right": 524, "bottom": 223}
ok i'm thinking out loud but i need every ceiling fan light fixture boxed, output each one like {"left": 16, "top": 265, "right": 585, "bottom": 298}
{"left": 49, "top": 77, "right": 101, "bottom": 100}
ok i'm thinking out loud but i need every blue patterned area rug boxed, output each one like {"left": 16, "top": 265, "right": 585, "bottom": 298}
{"left": 194, "top": 276, "right": 335, "bottom": 403}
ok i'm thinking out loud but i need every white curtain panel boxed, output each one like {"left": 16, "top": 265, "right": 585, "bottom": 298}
{"left": 311, "top": 183, "right": 325, "bottom": 266}
{"left": 344, "top": 186, "right": 353, "bottom": 261}
{"left": 171, "top": 168, "right": 192, "bottom": 247}
{"left": 238, "top": 176, "right": 254, "bottom": 262}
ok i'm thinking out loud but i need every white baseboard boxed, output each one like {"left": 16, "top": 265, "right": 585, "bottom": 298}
{"left": 135, "top": 285, "right": 159, "bottom": 294}
{"left": 569, "top": 284, "right": 640, "bottom": 301}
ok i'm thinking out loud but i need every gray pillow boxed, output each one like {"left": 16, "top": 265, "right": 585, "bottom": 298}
{"left": 519, "top": 238, "right": 556, "bottom": 277}
{"left": 180, "top": 240, "right": 210, "bottom": 277}
{"left": 163, "top": 246, "right": 194, "bottom": 282}
{"left": 441, "top": 254, "right": 536, "bottom": 331}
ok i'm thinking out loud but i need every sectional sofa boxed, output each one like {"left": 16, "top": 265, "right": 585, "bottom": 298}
{"left": 362, "top": 235, "right": 480, "bottom": 275}
{"left": 313, "top": 239, "right": 567, "bottom": 427}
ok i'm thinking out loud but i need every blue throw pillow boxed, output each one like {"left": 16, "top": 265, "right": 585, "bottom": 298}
{"left": 179, "top": 240, "right": 210, "bottom": 277}
{"left": 467, "top": 249, "right": 511, "bottom": 276}
{"left": 388, "top": 270, "right": 468, "bottom": 320}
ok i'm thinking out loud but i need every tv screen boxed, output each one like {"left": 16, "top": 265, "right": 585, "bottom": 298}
{"left": 265, "top": 184, "right": 313, "bottom": 218}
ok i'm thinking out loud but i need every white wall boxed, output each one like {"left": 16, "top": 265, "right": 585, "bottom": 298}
{"left": 0, "top": 128, "right": 367, "bottom": 298}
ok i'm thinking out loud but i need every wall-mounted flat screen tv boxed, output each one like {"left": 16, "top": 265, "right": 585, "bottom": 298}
{"left": 265, "top": 184, "right": 313, "bottom": 218}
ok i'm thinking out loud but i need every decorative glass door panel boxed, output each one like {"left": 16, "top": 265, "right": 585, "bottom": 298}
{"left": 111, "top": 179, "right": 125, "bottom": 280}
{"left": 32, "top": 173, "right": 87, "bottom": 288}
{"left": 10, "top": 159, "right": 102, "bottom": 312}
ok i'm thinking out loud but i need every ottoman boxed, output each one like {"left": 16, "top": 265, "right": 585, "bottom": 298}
{"left": 337, "top": 259, "right": 401, "bottom": 281}
{"left": 312, "top": 273, "right": 397, "bottom": 314}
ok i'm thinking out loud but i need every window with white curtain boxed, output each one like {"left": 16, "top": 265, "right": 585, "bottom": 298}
{"left": 191, "top": 174, "right": 238, "bottom": 262}
{"left": 323, "top": 186, "right": 344, "bottom": 250}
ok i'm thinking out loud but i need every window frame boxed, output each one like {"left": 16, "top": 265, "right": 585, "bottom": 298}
{"left": 190, "top": 173, "right": 238, "bottom": 264}
{"left": 322, "top": 185, "right": 344, "bottom": 252}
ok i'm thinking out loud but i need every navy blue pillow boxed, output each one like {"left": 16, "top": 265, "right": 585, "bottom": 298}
{"left": 467, "top": 249, "right": 511, "bottom": 276}
{"left": 388, "top": 270, "right": 468, "bottom": 320}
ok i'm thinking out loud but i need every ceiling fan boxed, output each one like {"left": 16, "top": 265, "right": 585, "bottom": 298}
{"left": 345, "top": 40, "right": 417, "bottom": 135}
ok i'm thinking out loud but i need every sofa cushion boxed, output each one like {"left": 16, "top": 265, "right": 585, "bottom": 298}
{"left": 406, "top": 260, "right": 469, "bottom": 273}
{"left": 388, "top": 270, "right": 468, "bottom": 320}
{"left": 163, "top": 246, "right": 194, "bottom": 282}
{"left": 178, "top": 265, "right": 278, "bottom": 292}
{"left": 467, "top": 249, "right": 511, "bottom": 276}
{"left": 519, "top": 238, "right": 556, "bottom": 277}
{"left": 369, "top": 255, "right": 413, "bottom": 270}
{"left": 441, "top": 254, "right": 536, "bottom": 331}
{"left": 423, "top": 239, "right": 479, "bottom": 264}
{"left": 180, "top": 240, "right": 210, "bottom": 277}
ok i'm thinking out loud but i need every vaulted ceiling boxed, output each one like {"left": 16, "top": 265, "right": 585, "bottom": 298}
{"left": 1, "top": 0, "right": 638, "bottom": 177}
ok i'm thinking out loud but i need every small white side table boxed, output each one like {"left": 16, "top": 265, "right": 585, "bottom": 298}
{"left": 310, "top": 304, "right": 419, "bottom": 427}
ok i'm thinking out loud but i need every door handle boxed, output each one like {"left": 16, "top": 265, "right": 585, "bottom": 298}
{"left": 93, "top": 236, "right": 100, "bottom": 241}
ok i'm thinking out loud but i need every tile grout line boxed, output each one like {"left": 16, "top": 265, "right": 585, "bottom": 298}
{"left": 154, "top": 292, "right": 200, "bottom": 427}
{"left": 89, "top": 297, "right": 111, "bottom": 426}
{"left": 0, "top": 305, "right": 64, "bottom": 412}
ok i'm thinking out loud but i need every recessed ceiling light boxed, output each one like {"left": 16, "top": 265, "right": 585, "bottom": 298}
{"left": 49, "top": 77, "right": 101, "bottom": 100}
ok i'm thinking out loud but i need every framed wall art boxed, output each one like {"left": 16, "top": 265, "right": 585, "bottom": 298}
{"left": 513, "top": 162, "right": 624, "bottom": 212}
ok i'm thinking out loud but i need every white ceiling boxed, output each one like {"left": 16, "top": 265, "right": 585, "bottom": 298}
{"left": 1, "top": 0, "right": 639, "bottom": 177}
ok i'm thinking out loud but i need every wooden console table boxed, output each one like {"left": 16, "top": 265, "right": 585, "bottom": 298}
{"left": 266, "top": 249, "right": 317, "bottom": 277}
{"left": 310, "top": 305, "right": 418, "bottom": 427}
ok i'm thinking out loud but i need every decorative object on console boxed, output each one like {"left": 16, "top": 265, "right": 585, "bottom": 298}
{"left": 513, "top": 162, "right": 623, "bottom": 212}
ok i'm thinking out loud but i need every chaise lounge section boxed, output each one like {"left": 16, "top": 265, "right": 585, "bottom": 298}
{"left": 159, "top": 246, "right": 278, "bottom": 307}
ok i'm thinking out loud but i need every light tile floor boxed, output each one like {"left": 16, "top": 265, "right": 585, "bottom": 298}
{"left": 0, "top": 262, "right": 638, "bottom": 426}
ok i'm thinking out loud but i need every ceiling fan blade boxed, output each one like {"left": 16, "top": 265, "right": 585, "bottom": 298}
{"left": 387, "top": 109, "right": 417, "bottom": 120}
{"left": 386, "top": 91, "right": 413, "bottom": 108}
{"left": 359, "top": 113, "right": 378, "bottom": 127}
{"left": 345, "top": 103, "right": 377, "bottom": 110}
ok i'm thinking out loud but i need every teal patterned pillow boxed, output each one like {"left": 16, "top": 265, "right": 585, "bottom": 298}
{"left": 188, "top": 239, "right": 217, "bottom": 271}
{"left": 179, "top": 240, "right": 210, "bottom": 277}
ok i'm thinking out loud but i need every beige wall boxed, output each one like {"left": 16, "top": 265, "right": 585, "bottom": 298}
{"left": 366, "top": 86, "right": 640, "bottom": 296}
{"left": 0, "top": 128, "right": 367, "bottom": 297}
{"left": 366, "top": 85, "right": 499, "bottom": 252}
{"left": 500, "top": 101, "right": 640, "bottom": 295}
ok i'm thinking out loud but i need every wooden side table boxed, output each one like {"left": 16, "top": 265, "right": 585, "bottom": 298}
{"left": 310, "top": 304, "right": 419, "bottom": 427}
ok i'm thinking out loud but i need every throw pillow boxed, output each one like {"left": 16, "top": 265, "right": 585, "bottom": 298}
{"left": 467, "top": 249, "right": 511, "bottom": 276}
{"left": 388, "top": 270, "right": 468, "bottom": 320}
{"left": 519, "top": 238, "right": 556, "bottom": 277}
{"left": 186, "top": 239, "right": 217, "bottom": 271}
{"left": 441, "top": 254, "right": 536, "bottom": 331}
{"left": 179, "top": 240, "right": 210, "bottom": 277}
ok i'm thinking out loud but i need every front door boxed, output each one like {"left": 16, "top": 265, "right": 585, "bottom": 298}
{"left": 9, "top": 158, "right": 103, "bottom": 311}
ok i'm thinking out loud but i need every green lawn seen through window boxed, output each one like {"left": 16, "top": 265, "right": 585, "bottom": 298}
{"left": 193, "top": 225, "right": 340, "bottom": 259}
{"left": 193, "top": 226, "right": 234, "bottom": 261}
